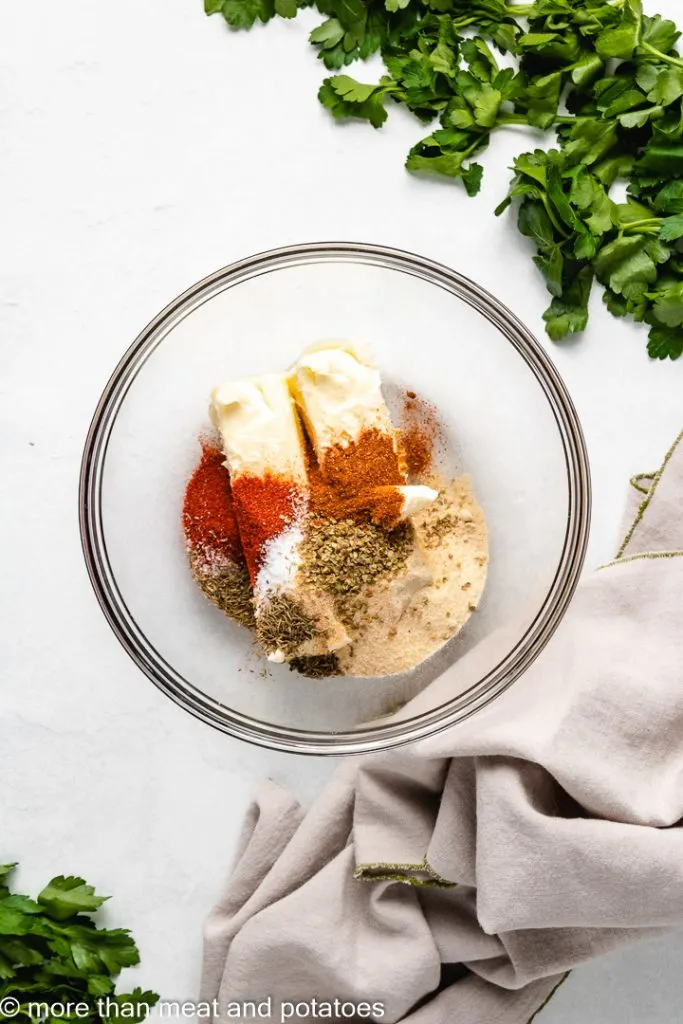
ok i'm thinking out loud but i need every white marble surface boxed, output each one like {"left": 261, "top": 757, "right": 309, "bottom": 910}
{"left": 2, "top": 0, "right": 682, "bottom": 1016}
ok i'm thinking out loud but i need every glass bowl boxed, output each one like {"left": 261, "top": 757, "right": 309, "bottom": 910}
{"left": 79, "top": 242, "right": 590, "bottom": 755}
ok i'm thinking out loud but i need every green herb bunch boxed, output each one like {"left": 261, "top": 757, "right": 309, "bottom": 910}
{"left": 206, "top": 0, "right": 683, "bottom": 360}
{"left": 0, "top": 864, "right": 158, "bottom": 1022}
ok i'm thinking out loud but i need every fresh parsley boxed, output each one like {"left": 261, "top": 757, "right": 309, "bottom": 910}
{"left": 206, "top": 0, "right": 683, "bottom": 360}
{"left": 0, "top": 864, "right": 158, "bottom": 1022}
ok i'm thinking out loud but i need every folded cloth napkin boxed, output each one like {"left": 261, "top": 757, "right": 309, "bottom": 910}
{"left": 201, "top": 430, "right": 683, "bottom": 1024}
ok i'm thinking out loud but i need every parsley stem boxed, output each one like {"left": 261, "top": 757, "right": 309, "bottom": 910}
{"left": 497, "top": 114, "right": 533, "bottom": 126}
{"left": 640, "top": 42, "right": 683, "bottom": 70}
{"left": 622, "top": 218, "right": 662, "bottom": 232}
{"left": 554, "top": 116, "right": 591, "bottom": 126}
{"left": 540, "top": 195, "right": 571, "bottom": 239}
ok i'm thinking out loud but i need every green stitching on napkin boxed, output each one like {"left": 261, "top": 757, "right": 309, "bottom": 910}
{"left": 352, "top": 435, "right": 682, "bottom": 1010}
{"left": 524, "top": 439, "right": 680, "bottom": 1022}
{"left": 527, "top": 972, "right": 571, "bottom": 1024}
{"left": 617, "top": 430, "right": 683, "bottom": 559}
{"left": 422, "top": 859, "right": 456, "bottom": 886}
{"left": 598, "top": 550, "right": 683, "bottom": 571}
{"left": 354, "top": 856, "right": 457, "bottom": 889}
{"left": 629, "top": 472, "right": 656, "bottom": 495}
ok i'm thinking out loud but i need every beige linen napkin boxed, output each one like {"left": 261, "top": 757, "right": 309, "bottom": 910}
{"left": 201, "top": 431, "right": 683, "bottom": 1024}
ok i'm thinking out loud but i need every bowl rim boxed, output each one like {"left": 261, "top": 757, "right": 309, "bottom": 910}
{"left": 79, "top": 241, "right": 591, "bottom": 755}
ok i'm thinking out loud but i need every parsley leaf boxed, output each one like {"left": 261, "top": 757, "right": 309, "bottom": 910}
{"left": 38, "top": 876, "right": 109, "bottom": 921}
{"left": 653, "top": 282, "right": 683, "bottom": 326}
{"left": 654, "top": 180, "right": 683, "bottom": 213}
{"left": 543, "top": 264, "right": 594, "bottom": 340}
{"left": 407, "top": 131, "right": 487, "bottom": 195}
{"left": 210, "top": 0, "right": 683, "bottom": 359}
{"left": 648, "top": 325, "right": 683, "bottom": 358}
{"left": 310, "top": 18, "right": 346, "bottom": 50}
{"left": 0, "top": 864, "right": 158, "bottom": 1017}
{"left": 275, "top": 0, "right": 298, "bottom": 17}
{"left": 594, "top": 235, "right": 664, "bottom": 297}
{"left": 596, "top": 0, "right": 643, "bottom": 60}
{"left": 219, "top": 0, "right": 271, "bottom": 28}
{"left": 642, "top": 13, "right": 681, "bottom": 53}
{"left": 659, "top": 213, "right": 683, "bottom": 240}
{"left": 318, "top": 75, "right": 394, "bottom": 127}
{"left": 634, "top": 143, "right": 683, "bottom": 178}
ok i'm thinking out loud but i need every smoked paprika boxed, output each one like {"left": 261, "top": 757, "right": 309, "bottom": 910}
{"left": 182, "top": 445, "right": 242, "bottom": 563}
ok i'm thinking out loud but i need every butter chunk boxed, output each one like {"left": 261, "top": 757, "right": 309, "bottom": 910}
{"left": 288, "top": 341, "right": 394, "bottom": 458}
{"left": 210, "top": 374, "right": 307, "bottom": 484}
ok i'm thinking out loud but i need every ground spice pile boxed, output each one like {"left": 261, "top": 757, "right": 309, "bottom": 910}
{"left": 182, "top": 376, "right": 461, "bottom": 680}
{"left": 399, "top": 389, "right": 443, "bottom": 478}
{"left": 308, "top": 427, "right": 405, "bottom": 528}
{"left": 401, "top": 424, "right": 432, "bottom": 477}
{"left": 300, "top": 515, "right": 414, "bottom": 627}
{"left": 192, "top": 565, "right": 255, "bottom": 629}
{"left": 182, "top": 444, "right": 242, "bottom": 564}
{"left": 288, "top": 653, "right": 340, "bottom": 679}
{"left": 255, "top": 593, "right": 320, "bottom": 658}
{"left": 230, "top": 473, "right": 302, "bottom": 582}
{"left": 182, "top": 444, "right": 255, "bottom": 628}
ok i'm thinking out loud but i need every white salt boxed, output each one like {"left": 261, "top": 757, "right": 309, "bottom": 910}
{"left": 255, "top": 523, "right": 303, "bottom": 603}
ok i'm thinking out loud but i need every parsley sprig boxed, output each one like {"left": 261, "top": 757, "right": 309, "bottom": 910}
{"left": 0, "top": 864, "right": 158, "bottom": 1022}
{"left": 206, "top": 0, "right": 683, "bottom": 360}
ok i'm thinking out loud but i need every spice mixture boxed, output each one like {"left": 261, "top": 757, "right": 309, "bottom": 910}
{"left": 398, "top": 388, "right": 445, "bottom": 480}
{"left": 182, "top": 444, "right": 242, "bottom": 565}
{"left": 299, "top": 516, "right": 414, "bottom": 628}
{"left": 255, "top": 593, "right": 320, "bottom": 659}
{"left": 308, "top": 427, "right": 404, "bottom": 528}
{"left": 190, "top": 554, "right": 255, "bottom": 629}
{"left": 288, "top": 654, "right": 341, "bottom": 680}
{"left": 336, "top": 477, "right": 488, "bottom": 678}
{"left": 230, "top": 473, "right": 303, "bottom": 582}
{"left": 182, "top": 344, "right": 489, "bottom": 680}
{"left": 183, "top": 444, "right": 256, "bottom": 627}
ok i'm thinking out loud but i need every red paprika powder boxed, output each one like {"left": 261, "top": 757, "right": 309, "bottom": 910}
{"left": 230, "top": 473, "right": 302, "bottom": 582}
{"left": 182, "top": 444, "right": 242, "bottom": 564}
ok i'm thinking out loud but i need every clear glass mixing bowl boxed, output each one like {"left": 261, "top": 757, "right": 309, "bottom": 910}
{"left": 79, "top": 242, "right": 590, "bottom": 755}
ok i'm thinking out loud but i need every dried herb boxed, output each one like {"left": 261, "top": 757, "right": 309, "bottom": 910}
{"left": 289, "top": 653, "right": 342, "bottom": 678}
{"left": 191, "top": 555, "right": 256, "bottom": 628}
{"left": 256, "top": 593, "right": 319, "bottom": 656}
{"left": 421, "top": 512, "right": 459, "bottom": 548}
{"left": 300, "top": 516, "right": 413, "bottom": 597}
{"left": 300, "top": 514, "right": 415, "bottom": 628}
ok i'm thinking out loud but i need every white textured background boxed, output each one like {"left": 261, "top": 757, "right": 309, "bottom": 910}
{"left": 2, "top": 0, "right": 682, "bottom": 1017}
